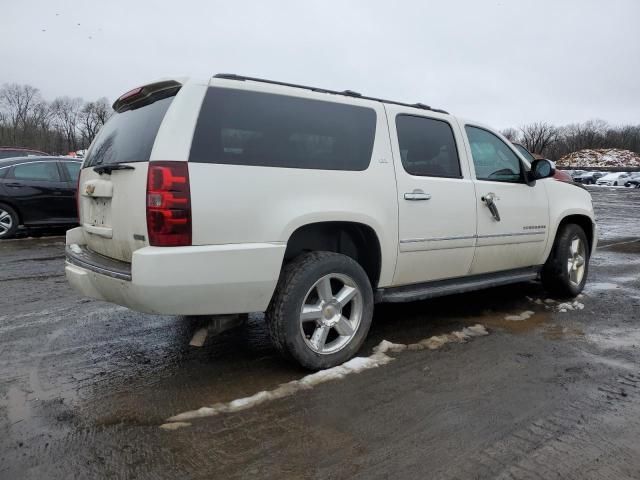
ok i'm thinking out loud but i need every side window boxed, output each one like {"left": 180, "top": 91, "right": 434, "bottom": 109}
{"left": 62, "top": 162, "right": 81, "bottom": 181}
{"left": 190, "top": 88, "right": 377, "bottom": 171}
{"left": 396, "top": 115, "right": 461, "bottom": 178}
{"left": 12, "top": 162, "right": 61, "bottom": 182}
{"left": 465, "top": 126, "right": 523, "bottom": 183}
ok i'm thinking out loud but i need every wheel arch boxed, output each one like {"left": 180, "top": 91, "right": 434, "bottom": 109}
{"left": 283, "top": 221, "right": 383, "bottom": 288}
{"left": 0, "top": 199, "right": 22, "bottom": 225}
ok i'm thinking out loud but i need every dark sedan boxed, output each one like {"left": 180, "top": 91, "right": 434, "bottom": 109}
{"left": 0, "top": 156, "right": 81, "bottom": 239}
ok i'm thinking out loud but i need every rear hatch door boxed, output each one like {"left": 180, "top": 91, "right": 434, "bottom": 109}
{"left": 78, "top": 81, "right": 181, "bottom": 262}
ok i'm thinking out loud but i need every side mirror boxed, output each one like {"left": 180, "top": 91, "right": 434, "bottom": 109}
{"left": 528, "top": 159, "right": 556, "bottom": 183}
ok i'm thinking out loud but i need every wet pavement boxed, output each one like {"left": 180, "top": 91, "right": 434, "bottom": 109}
{"left": 1, "top": 186, "right": 639, "bottom": 479}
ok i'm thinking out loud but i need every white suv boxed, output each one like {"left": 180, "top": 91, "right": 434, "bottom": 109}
{"left": 66, "top": 75, "right": 597, "bottom": 369}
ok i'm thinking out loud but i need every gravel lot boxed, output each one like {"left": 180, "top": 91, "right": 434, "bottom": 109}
{"left": 1, "top": 187, "right": 640, "bottom": 479}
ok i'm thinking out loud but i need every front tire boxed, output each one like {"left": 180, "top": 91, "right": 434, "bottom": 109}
{"left": 541, "top": 224, "right": 590, "bottom": 297}
{"left": 266, "top": 252, "right": 374, "bottom": 370}
{"left": 0, "top": 204, "right": 18, "bottom": 239}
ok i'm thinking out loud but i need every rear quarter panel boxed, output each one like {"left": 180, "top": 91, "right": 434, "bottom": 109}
{"left": 186, "top": 85, "right": 399, "bottom": 287}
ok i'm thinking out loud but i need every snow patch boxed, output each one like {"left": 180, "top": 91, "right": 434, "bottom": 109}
{"left": 555, "top": 301, "right": 584, "bottom": 313}
{"left": 69, "top": 243, "right": 83, "bottom": 254}
{"left": 161, "top": 324, "right": 489, "bottom": 428}
{"left": 504, "top": 310, "right": 535, "bottom": 321}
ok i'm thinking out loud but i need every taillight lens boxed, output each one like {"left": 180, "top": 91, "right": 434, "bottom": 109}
{"left": 146, "top": 162, "right": 191, "bottom": 246}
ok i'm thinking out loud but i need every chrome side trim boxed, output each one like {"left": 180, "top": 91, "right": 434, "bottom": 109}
{"left": 400, "top": 235, "right": 476, "bottom": 244}
{"left": 400, "top": 231, "right": 545, "bottom": 244}
{"left": 477, "top": 231, "right": 545, "bottom": 239}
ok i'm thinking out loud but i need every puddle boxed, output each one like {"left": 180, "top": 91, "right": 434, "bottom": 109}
{"left": 543, "top": 324, "right": 585, "bottom": 340}
{"left": 479, "top": 310, "right": 551, "bottom": 334}
{"left": 585, "top": 282, "right": 620, "bottom": 292}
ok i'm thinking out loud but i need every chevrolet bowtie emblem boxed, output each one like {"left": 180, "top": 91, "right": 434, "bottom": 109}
{"left": 85, "top": 184, "right": 95, "bottom": 195}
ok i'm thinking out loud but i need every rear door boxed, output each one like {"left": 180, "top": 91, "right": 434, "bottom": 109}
{"left": 386, "top": 106, "right": 477, "bottom": 286}
{"left": 5, "top": 161, "right": 69, "bottom": 224}
{"left": 78, "top": 81, "right": 185, "bottom": 262}
{"left": 461, "top": 124, "right": 549, "bottom": 274}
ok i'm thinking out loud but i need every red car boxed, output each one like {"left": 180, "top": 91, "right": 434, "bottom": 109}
{"left": 0, "top": 147, "right": 50, "bottom": 160}
{"left": 512, "top": 143, "right": 573, "bottom": 182}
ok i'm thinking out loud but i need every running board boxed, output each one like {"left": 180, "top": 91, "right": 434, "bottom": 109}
{"left": 376, "top": 267, "right": 541, "bottom": 303}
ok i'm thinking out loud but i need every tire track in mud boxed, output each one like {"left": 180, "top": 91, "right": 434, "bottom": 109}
{"left": 445, "top": 373, "right": 640, "bottom": 480}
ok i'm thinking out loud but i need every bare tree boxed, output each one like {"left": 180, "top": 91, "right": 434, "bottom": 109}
{"left": 79, "top": 97, "right": 111, "bottom": 146}
{"left": 50, "top": 96, "right": 83, "bottom": 152}
{"left": 0, "top": 83, "right": 43, "bottom": 145}
{"left": 500, "top": 128, "right": 520, "bottom": 143}
{"left": 519, "top": 122, "right": 558, "bottom": 155}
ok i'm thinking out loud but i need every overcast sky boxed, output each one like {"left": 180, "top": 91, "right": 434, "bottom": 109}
{"left": 2, "top": 0, "right": 639, "bottom": 129}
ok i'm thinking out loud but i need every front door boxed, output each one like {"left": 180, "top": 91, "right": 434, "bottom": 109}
{"left": 461, "top": 124, "right": 549, "bottom": 274}
{"left": 387, "top": 107, "right": 477, "bottom": 286}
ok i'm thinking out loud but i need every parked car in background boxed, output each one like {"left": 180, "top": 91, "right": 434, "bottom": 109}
{"left": 624, "top": 173, "right": 640, "bottom": 188}
{"left": 596, "top": 172, "right": 630, "bottom": 186}
{"left": 511, "top": 143, "right": 573, "bottom": 182}
{"left": 0, "top": 147, "right": 49, "bottom": 159}
{"left": 65, "top": 75, "right": 597, "bottom": 370}
{"left": 574, "top": 171, "right": 605, "bottom": 184}
{"left": 569, "top": 170, "right": 586, "bottom": 179}
{"left": 0, "top": 156, "right": 81, "bottom": 239}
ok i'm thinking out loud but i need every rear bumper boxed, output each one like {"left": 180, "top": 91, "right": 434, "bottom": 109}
{"left": 65, "top": 227, "right": 286, "bottom": 315}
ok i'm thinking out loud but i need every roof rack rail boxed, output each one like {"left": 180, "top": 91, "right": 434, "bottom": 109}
{"left": 213, "top": 73, "right": 449, "bottom": 114}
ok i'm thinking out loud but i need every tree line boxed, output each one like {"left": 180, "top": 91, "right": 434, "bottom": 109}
{"left": 2, "top": 82, "right": 639, "bottom": 162}
{"left": 0, "top": 83, "right": 111, "bottom": 155}
{"left": 501, "top": 120, "right": 640, "bottom": 161}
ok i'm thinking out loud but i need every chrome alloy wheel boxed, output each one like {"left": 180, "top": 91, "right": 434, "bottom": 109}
{"left": 299, "top": 273, "right": 363, "bottom": 355}
{"left": 567, "top": 236, "right": 586, "bottom": 287}
{"left": 0, "top": 208, "right": 13, "bottom": 237}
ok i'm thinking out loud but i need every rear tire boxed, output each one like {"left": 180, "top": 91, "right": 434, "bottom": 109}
{"left": 0, "top": 204, "right": 18, "bottom": 239}
{"left": 541, "top": 224, "right": 589, "bottom": 297}
{"left": 266, "top": 251, "right": 374, "bottom": 370}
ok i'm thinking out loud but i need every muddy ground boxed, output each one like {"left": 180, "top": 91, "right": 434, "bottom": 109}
{"left": 1, "top": 187, "right": 639, "bottom": 479}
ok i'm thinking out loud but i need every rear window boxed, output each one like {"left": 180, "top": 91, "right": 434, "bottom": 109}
{"left": 189, "top": 88, "right": 376, "bottom": 171}
{"left": 84, "top": 95, "right": 174, "bottom": 167}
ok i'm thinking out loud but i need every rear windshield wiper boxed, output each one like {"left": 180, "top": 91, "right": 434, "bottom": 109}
{"left": 93, "top": 164, "right": 135, "bottom": 175}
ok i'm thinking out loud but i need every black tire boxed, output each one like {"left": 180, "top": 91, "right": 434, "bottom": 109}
{"left": 0, "top": 203, "right": 19, "bottom": 239}
{"left": 266, "top": 251, "right": 374, "bottom": 370}
{"left": 541, "top": 224, "right": 590, "bottom": 297}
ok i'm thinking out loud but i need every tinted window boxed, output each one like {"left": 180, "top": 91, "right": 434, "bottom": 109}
{"left": 84, "top": 95, "right": 174, "bottom": 167}
{"left": 465, "top": 126, "right": 523, "bottom": 183}
{"left": 395, "top": 115, "right": 461, "bottom": 178}
{"left": 190, "top": 88, "right": 376, "bottom": 171}
{"left": 12, "top": 162, "right": 60, "bottom": 181}
{"left": 62, "top": 161, "right": 82, "bottom": 181}
{"left": 513, "top": 143, "right": 535, "bottom": 162}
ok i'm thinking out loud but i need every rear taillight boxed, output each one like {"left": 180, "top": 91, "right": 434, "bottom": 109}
{"left": 146, "top": 162, "right": 191, "bottom": 247}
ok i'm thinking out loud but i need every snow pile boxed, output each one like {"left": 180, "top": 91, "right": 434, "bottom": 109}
{"left": 160, "top": 324, "right": 489, "bottom": 429}
{"left": 526, "top": 296, "right": 585, "bottom": 313}
{"left": 504, "top": 310, "right": 535, "bottom": 321}
{"left": 557, "top": 148, "right": 640, "bottom": 168}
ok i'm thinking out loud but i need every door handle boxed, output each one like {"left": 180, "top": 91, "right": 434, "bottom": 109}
{"left": 481, "top": 193, "right": 501, "bottom": 221}
{"left": 5, "top": 182, "right": 21, "bottom": 187}
{"left": 404, "top": 190, "right": 431, "bottom": 201}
